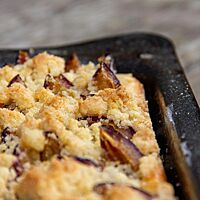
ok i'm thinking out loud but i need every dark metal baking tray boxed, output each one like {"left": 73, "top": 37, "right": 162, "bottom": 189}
{"left": 0, "top": 33, "right": 199, "bottom": 200}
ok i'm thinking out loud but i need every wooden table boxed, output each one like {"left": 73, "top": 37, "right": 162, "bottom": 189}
{"left": 0, "top": 0, "right": 199, "bottom": 105}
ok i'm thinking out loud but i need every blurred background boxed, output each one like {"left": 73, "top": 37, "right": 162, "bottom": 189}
{"left": 0, "top": 0, "right": 200, "bottom": 105}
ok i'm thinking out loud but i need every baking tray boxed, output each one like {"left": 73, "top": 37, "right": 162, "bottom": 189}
{"left": 0, "top": 33, "right": 199, "bottom": 200}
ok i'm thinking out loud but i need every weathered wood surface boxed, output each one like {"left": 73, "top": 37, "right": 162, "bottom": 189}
{"left": 0, "top": 0, "right": 200, "bottom": 105}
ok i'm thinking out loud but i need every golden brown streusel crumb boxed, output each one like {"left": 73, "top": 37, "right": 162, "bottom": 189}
{"left": 0, "top": 52, "right": 176, "bottom": 200}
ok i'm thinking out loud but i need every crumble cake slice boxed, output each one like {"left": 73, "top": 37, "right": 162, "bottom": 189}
{"left": 0, "top": 52, "right": 176, "bottom": 200}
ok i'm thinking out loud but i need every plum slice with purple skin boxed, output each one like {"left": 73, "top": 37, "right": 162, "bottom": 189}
{"left": 65, "top": 53, "right": 80, "bottom": 72}
{"left": 129, "top": 186, "right": 156, "bottom": 200}
{"left": 80, "top": 89, "right": 90, "bottom": 100}
{"left": 78, "top": 116, "right": 107, "bottom": 126}
{"left": 78, "top": 116, "right": 135, "bottom": 138}
{"left": 11, "top": 159, "right": 24, "bottom": 181}
{"left": 12, "top": 160, "right": 24, "bottom": 178}
{"left": 1, "top": 127, "right": 17, "bottom": 144}
{"left": 0, "top": 103, "right": 4, "bottom": 108}
{"left": 98, "top": 54, "right": 116, "bottom": 73}
{"left": 43, "top": 74, "right": 55, "bottom": 90}
{"left": 4, "top": 103, "right": 17, "bottom": 111}
{"left": 1, "top": 127, "right": 11, "bottom": 143}
{"left": 73, "top": 156, "right": 99, "bottom": 168}
{"left": 55, "top": 74, "right": 73, "bottom": 89}
{"left": 44, "top": 74, "right": 73, "bottom": 91}
{"left": 112, "top": 125, "right": 135, "bottom": 140}
{"left": 93, "top": 183, "right": 155, "bottom": 200}
{"left": 13, "top": 144, "right": 21, "bottom": 157}
{"left": 7, "top": 74, "right": 26, "bottom": 87}
{"left": 16, "top": 51, "right": 29, "bottom": 64}
{"left": 1, "top": 102, "right": 17, "bottom": 111}
{"left": 93, "top": 182, "right": 115, "bottom": 195}
{"left": 92, "top": 62, "right": 121, "bottom": 90}
{"left": 100, "top": 125, "right": 142, "bottom": 170}
{"left": 80, "top": 90, "right": 95, "bottom": 100}
{"left": 56, "top": 155, "right": 102, "bottom": 168}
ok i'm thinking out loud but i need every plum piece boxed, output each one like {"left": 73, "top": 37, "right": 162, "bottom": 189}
{"left": 13, "top": 144, "right": 21, "bottom": 157}
{"left": 80, "top": 90, "right": 95, "bottom": 100}
{"left": 92, "top": 62, "right": 120, "bottom": 90}
{"left": 1, "top": 128, "right": 20, "bottom": 156}
{"left": 78, "top": 116, "right": 136, "bottom": 139}
{"left": 73, "top": 156, "right": 99, "bottom": 167}
{"left": 55, "top": 74, "right": 73, "bottom": 89}
{"left": 93, "top": 182, "right": 114, "bottom": 195}
{"left": 4, "top": 103, "right": 17, "bottom": 110}
{"left": 78, "top": 114, "right": 135, "bottom": 138}
{"left": 12, "top": 160, "right": 24, "bottom": 178}
{"left": 1, "top": 127, "right": 16, "bottom": 144}
{"left": 100, "top": 125, "right": 142, "bottom": 170}
{"left": 103, "top": 122, "right": 135, "bottom": 139}
{"left": 98, "top": 54, "right": 116, "bottom": 73}
{"left": 130, "top": 186, "right": 156, "bottom": 200}
{"left": 78, "top": 116, "right": 107, "bottom": 126}
{"left": 80, "top": 89, "right": 90, "bottom": 100}
{"left": 7, "top": 74, "right": 26, "bottom": 87}
{"left": 44, "top": 74, "right": 73, "bottom": 91}
{"left": 43, "top": 74, "right": 55, "bottom": 90}
{"left": 17, "top": 51, "right": 29, "bottom": 64}
{"left": 78, "top": 116, "right": 135, "bottom": 138}
{"left": 0, "top": 103, "right": 4, "bottom": 108}
{"left": 1, "top": 127, "right": 11, "bottom": 143}
{"left": 65, "top": 53, "right": 80, "bottom": 72}
{"left": 114, "top": 126, "right": 135, "bottom": 140}
{"left": 56, "top": 154, "right": 64, "bottom": 160}
{"left": 94, "top": 183, "right": 155, "bottom": 199}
